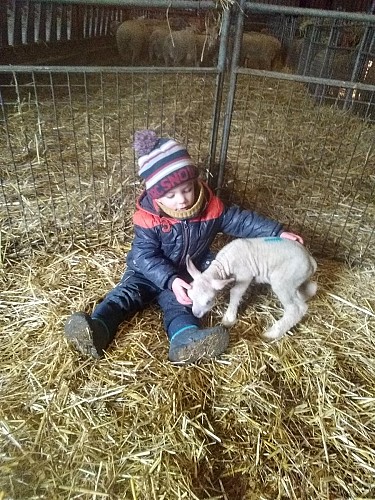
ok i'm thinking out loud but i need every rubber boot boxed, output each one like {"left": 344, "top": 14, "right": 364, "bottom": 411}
{"left": 168, "top": 325, "right": 229, "bottom": 363}
{"left": 64, "top": 312, "right": 110, "bottom": 359}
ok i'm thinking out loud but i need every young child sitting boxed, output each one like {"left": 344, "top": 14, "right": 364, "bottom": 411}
{"left": 64, "top": 129, "right": 303, "bottom": 363}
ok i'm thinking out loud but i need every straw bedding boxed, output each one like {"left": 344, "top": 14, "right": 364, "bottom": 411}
{"left": 0, "top": 72, "right": 374, "bottom": 498}
{"left": 1, "top": 73, "right": 373, "bottom": 263}
{"left": 1, "top": 246, "right": 374, "bottom": 499}
{"left": 222, "top": 75, "right": 375, "bottom": 264}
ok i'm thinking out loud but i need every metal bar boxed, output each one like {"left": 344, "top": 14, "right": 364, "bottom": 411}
{"left": 66, "top": 71, "right": 88, "bottom": 245}
{"left": 216, "top": 0, "right": 245, "bottom": 192}
{"left": 234, "top": 68, "right": 375, "bottom": 93}
{"left": 207, "top": 7, "right": 231, "bottom": 181}
{"left": 1, "top": 65, "right": 372, "bottom": 92}
{"left": 313, "top": 18, "right": 339, "bottom": 105}
{"left": 343, "top": 25, "right": 374, "bottom": 110}
{"left": 243, "top": 2, "right": 375, "bottom": 23}
{"left": 83, "top": 71, "right": 101, "bottom": 242}
{"left": 0, "top": 65, "right": 219, "bottom": 75}
{"left": 30, "top": 0, "right": 217, "bottom": 9}
{"left": 49, "top": 72, "right": 73, "bottom": 246}
{"left": 326, "top": 120, "right": 369, "bottom": 260}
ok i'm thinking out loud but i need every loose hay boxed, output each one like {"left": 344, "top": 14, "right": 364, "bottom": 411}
{"left": 1, "top": 246, "right": 375, "bottom": 499}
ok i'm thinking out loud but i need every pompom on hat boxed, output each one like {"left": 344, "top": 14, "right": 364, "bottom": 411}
{"left": 133, "top": 130, "right": 198, "bottom": 199}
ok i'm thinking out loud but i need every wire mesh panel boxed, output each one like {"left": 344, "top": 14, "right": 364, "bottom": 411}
{"left": 217, "top": 1, "right": 375, "bottom": 266}
{"left": 221, "top": 73, "right": 374, "bottom": 264}
{"left": 0, "top": 68, "right": 220, "bottom": 257}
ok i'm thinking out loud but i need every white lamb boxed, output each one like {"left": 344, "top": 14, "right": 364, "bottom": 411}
{"left": 186, "top": 237, "right": 317, "bottom": 341}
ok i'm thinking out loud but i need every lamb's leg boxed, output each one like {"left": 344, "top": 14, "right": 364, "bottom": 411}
{"left": 222, "top": 279, "right": 252, "bottom": 327}
{"left": 262, "top": 284, "right": 308, "bottom": 341}
{"left": 298, "top": 280, "right": 317, "bottom": 301}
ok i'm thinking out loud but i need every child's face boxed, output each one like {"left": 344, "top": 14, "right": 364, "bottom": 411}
{"left": 156, "top": 180, "right": 195, "bottom": 211}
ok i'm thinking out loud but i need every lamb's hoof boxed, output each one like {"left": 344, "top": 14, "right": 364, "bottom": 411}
{"left": 222, "top": 316, "right": 236, "bottom": 328}
{"left": 262, "top": 327, "right": 284, "bottom": 342}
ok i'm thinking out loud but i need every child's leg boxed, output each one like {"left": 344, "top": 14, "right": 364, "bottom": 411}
{"left": 64, "top": 270, "right": 159, "bottom": 357}
{"left": 92, "top": 270, "right": 159, "bottom": 338}
{"left": 157, "top": 289, "right": 229, "bottom": 363}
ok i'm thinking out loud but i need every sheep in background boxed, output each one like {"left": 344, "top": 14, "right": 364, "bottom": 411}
{"left": 195, "top": 28, "right": 219, "bottom": 66}
{"left": 149, "top": 27, "right": 171, "bottom": 64}
{"left": 115, "top": 20, "right": 149, "bottom": 65}
{"left": 163, "top": 25, "right": 218, "bottom": 67}
{"left": 186, "top": 237, "right": 317, "bottom": 341}
{"left": 241, "top": 32, "right": 286, "bottom": 71}
{"left": 109, "top": 20, "right": 122, "bottom": 35}
{"left": 162, "top": 27, "right": 198, "bottom": 66}
{"left": 116, "top": 19, "right": 168, "bottom": 65}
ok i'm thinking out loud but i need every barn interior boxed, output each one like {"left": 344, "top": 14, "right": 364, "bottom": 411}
{"left": 1, "top": 0, "right": 375, "bottom": 499}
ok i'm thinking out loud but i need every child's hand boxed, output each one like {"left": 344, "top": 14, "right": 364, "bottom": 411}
{"left": 280, "top": 231, "right": 304, "bottom": 245}
{"left": 172, "top": 277, "right": 193, "bottom": 306}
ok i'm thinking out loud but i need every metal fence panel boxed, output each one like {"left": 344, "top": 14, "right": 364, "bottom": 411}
{"left": 0, "top": 1, "right": 374, "bottom": 265}
{"left": 0, "top": 67, "right": 223, "bottom": 257}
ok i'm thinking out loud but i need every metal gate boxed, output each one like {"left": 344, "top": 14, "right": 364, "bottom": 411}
{"left": 0, "top": 0, "right": 374, "bottom": 265}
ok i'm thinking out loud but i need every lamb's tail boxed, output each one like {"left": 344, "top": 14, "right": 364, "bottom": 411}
{"left": 298, "top": 280, "right": 318, "bottom": 301}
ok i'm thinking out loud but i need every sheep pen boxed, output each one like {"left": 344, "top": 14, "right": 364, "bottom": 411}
{"left": 1, "top": 71, "right": 375, "bottom": 499}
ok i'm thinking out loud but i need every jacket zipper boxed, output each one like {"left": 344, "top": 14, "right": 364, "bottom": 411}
{"left": 179, "top": 220, "right": 190, "bottom": 268}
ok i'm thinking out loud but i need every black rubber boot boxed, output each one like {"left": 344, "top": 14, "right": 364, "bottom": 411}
{"left": 64, "top": 312, "right": 110, "bottom": 359}
{"left": 168, "top": 325, "right": 229, "bottom": 363}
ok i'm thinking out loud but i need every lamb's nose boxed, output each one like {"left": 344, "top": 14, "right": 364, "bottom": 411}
{"left": 192, "top": 309, "right": 203, "bottom": 318}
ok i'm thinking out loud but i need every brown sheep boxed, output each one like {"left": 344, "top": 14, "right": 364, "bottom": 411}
{"left": 241, "top": 32, "right": 285, "bottom": 71}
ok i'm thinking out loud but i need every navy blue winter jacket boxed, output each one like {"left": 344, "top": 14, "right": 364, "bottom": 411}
{"left": 126, "top": 183, "right": 283, "bottom": 290}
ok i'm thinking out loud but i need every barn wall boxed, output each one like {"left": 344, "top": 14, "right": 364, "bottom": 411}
{"left": 0, "top": 2, "right": 127, "bottom": 66}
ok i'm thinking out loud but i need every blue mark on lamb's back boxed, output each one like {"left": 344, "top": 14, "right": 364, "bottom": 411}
{"left": 264, "top": 237, "right": 283, "bottom": 243}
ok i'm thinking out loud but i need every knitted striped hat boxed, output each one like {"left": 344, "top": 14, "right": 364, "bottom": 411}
{"left": 133, "top": 130, "right": 198, "bottom": 199}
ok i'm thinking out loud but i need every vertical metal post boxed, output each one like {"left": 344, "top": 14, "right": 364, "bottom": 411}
{"left": 216, "top": 0, "right": 246, "bottom": 193}
{"left": 207, "top": 7, "right": 231, "bottom": 183}
{"left": 343, "top": 24, "right": 373, "bottom": 111}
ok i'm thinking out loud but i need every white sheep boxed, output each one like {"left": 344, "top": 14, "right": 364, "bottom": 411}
{"left": 163, "top": 25, "right": 218, "bottom": 67}
{"left": 241, "top": 32, "right": 285, "bottom": 70}
{"left": 186, "top": 237, "right": 317, "bottom": 341}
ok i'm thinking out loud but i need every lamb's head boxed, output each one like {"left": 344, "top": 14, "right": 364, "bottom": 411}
{"left": 186, "top": 255, "right": 234, "bottom": 318}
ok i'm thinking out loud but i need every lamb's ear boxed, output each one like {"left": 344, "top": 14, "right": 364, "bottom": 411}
{"left": 186, "top": 255, "right": 201, "bottom": 279}
{"left": 212, "top": 277, "right": 235, "bottom": 291}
